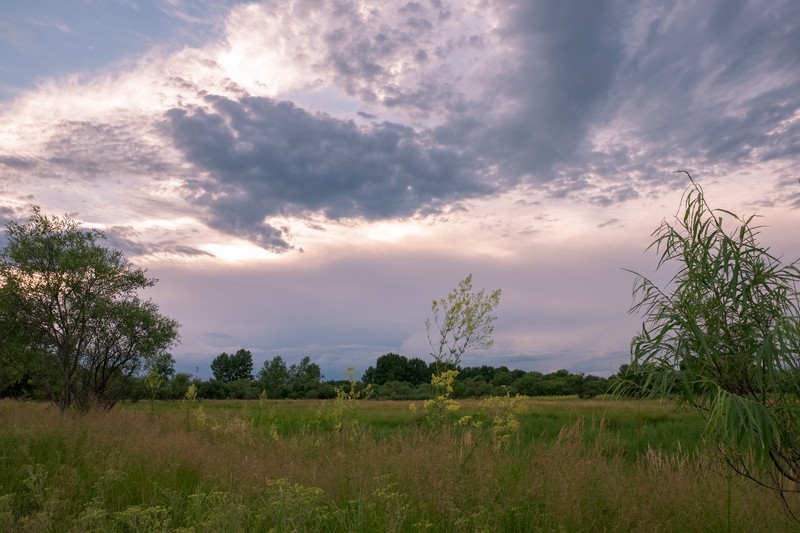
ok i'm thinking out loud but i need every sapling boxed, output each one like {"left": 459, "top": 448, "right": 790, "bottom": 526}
{"left": 618, "top": 172, "right": 800, "bottom": 514}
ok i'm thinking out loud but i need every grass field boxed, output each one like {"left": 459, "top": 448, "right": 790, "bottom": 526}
{"left": 1, "top": 396, "right": 797, "bottom": 532}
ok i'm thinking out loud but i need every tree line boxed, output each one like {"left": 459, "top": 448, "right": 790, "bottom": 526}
{"left": 118, "top": 350, "right": 615, "bottom": 401}
{"left": 1, "top": 346, "right": 615, "bottom": 402}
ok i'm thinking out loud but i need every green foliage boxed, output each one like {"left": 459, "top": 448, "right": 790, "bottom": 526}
{"left": 362, "top": 353, "right": 432, "bottom": 386}
{"left": 170, "top": 373, "right": 193, "bottom": 399}
{"left": 314, "top": 367, "right": 373, "bottom": 441}
{"left": 146, "top": 353, "right": 176, "bottom": 382}
{"left": 184, "top": 383, "right": 198, "bottom": 401}
{"left": 144, "top": 370, "right": 163, "bottom": 411}
{"left": 620, "top": 174, "right": 800, "bottom": 494}
{"left": 373, "top": 381, "right": 433, "bottom": 400}
{"left": 210, "top": 349, "right": 253, "bottom": 383}
{"left": 426, "top": 273, "right": 501, "bottom": 372}
{"left": 480, "top": 393, "right": 525, "bottom": 450}
{"left": 257, "top": 355, "right": 290, "bottom": 397}
{"left": 422, "top": 369, "right": 462, "bottom": 427}
{"left": 287, "top": 356, "right": 325, "bottom": 398}
{"left": 0, "top": 207, "right": 180, "bottom": 411}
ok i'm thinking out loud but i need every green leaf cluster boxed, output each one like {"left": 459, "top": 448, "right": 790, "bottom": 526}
{"left": 210, "top": 348, "right": 254, "bottom": 382}
{"left": 426, "top": 273, "right": 501, "bottom": 372}
{"left": 0, "top": 207, "right": 180, "bottom": 411}
{"left": 621, "top": 173, "right": 800, "bottom": 490}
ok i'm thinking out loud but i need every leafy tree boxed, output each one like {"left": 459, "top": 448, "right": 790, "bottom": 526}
{"left": 288, "top": 356, "right": 323, "bottom": 398}
{"left": 228, "top": 378, "right": 262, "bottom": 399}
{"left": 145, "top": 369, "right": 163, "bottom": 407}
{"left": 170, "top": 372, "right": 193, "bottom": 399}
{"left": 210, "top": 348, "right": 253, "bottom": 382}
{"left": 492, "top": 369, "right": 514, "bottom": 387}
{"left": 362, "top": 353, "right": 411, "bottom": 386}
{"left": 426, "top": 273, "right": 501, "bottom": 372}
{"left": 611, "top": 363, "right": 651, "bottom": 398}
{"left": 258, "top": 355, "right": 290, "bottom": 398}
{"left": 376, "top": 380, "right": 415, "bottom": 400}
{"left": 513, "top": 372, "right": 549, "bottom": 396}
{"left": 0, "top": 207, "right": 180, "bottom": 411}
{"left": 460, "top": 375, "right": 494, "bottom": 398}
{"left": 147, "top": 352, "right": 176, "bottom": 382}
{"left": 407, "top": 357, "right": 432, "bottom": 385}
{"left": 0, "top": 362, "right": 41, "bottom": 399}
{"left": 619, "top": 174, "right": 800, "bottom": 500}
{"left": 459, "top": 365, "right": 497, "bottom": 383}
{"left": 580, "top": 375, "right": 608, "bottom": 399}
{"left": 198, "top": 379, "right": 230, "bottom": 400}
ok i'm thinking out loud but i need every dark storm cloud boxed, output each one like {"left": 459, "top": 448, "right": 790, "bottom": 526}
{"left": 427, "top": 0, "right": 799, "bottom": 201}
{"left": 20, "top": 0, "right": 791, "bottom": 253}
{"left": 601, "top": 1, "right": 800, "bottom": 174}
{"left": 478, "top": 0, "right": 624, "bottom": 177}
{"left": 165, "top": 94, "right": 490, "bottom": 251}
{"left": 9, "top": 0, "right": 795, "bottom": 257}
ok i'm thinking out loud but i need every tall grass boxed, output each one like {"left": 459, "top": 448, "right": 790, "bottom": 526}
{"left": 0, "top": 398, "right": 796, "bottom": 531}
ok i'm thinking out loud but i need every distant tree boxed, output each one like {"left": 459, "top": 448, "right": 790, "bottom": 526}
{"left": 288, "top": 356, "right": 323, "bottom": 398}
{"left": 509, "top": 369, "right": 527, "bottom": 381}
{"left": 513, "top": 372, "right": 548, "bottom": 396}
{"left": 376, "top": 380, "right": 414, "bottom": 400}
{"left": 459, "top": 365, "right": 497, "bottom": 383}
{"left": 210, "top": 349, "right": 253, "bottom": 383}
{"left": 0, "top": 207, "right": 180, "bottom": 411}
{"left": 145, "top": 369, "right": 164, "bottom": 406}
{"left": 426, "top": 274, "right": 501, "bottom": 372}
{"left": 0, "top": 362, "right": 24, "bottom": 398}
{"left": 580, "top": 375, "right": 608, "bottom": 399}
{"left": 618, "top": 175, "right": 800, "bottom": 503}
{"left": 170, "top": 372, "right": 193, "bottom": 399}
{"left": 147, "top": 352, "right": 176, "bottom": 382}
{"left": 258, "top": 355, "right": 290, "bottom": 398}
{"left": 0, "top": 363, "right": 40, "bottom": 399}
{"left": 228, "top": 378, "right": 262, "bottom": 399}
{"left": 363, "top": 353, "right": 411, "bottom": 385}
{"left": 460, "top": 375, "right": 494, "bottom": 398}
{"left": 199, "top": 379, "right": 230, "bottom": 400}
{"left": 492, "top": 369, "right": 514, "bottom": 387}
{"left": 407, "top": 357, "right": 432, "bottom": 385}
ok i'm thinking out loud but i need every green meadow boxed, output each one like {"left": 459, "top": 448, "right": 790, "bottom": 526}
{"left": 1, "top": 396, "right": 797, "bottom": 532}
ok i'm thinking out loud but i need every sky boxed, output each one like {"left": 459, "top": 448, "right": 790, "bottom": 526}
{"left": 2, "top": 0, "right": 800, "bottom": 381}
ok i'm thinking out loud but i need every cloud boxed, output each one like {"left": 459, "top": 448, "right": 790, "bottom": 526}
{"left": 165, "top": 93, "right": 492, "bottom": 251}
{"left": 587, "top": 1, "right": 800, "bottom": 179}
{"left": 43, "top": 119, "right": 170, "bottom": 178}
{"left": 475, "top": 0, "right": 624, "bottom": 175}
{"left": 104, "top": 225, "right": 214, "bottom": 259}
{"left": 3, "top": 0, "right": 800, "bottom": 380}
{"left": 2, "top": 0, "right": 799, "bottom": 258}
{"left": 0, "top": 155, "right": 36, "bottom": 169}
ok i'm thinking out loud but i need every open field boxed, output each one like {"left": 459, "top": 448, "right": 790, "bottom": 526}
{"left": 1, "top": 396, "right": 797, "bottom": 532}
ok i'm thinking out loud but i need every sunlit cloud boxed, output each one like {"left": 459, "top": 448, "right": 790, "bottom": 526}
{"left": 1, "top": 0, "right": 799, "bottom": 377}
